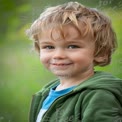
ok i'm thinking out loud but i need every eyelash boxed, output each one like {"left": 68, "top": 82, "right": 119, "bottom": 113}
{"left": 68, "top": 45, "right": 80, "bottom": 49}
{"left": 41, "top": 45, "right": 80, "bottom": 49}
{"left": 42, "top": 46, "right": 54, "bottom": 49}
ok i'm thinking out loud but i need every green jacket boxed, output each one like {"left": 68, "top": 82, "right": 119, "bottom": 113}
{"left": 29, "top": 71, "right": 122, "bottom": 122}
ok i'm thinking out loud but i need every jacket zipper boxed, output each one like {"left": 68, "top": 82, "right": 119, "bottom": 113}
{"left": 41, "top": 90, "right": 74, "bottom": 121}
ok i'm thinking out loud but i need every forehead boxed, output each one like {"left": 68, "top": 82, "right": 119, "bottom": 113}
{"left": 38, "top": 23, "right": 91, "bottom": 42}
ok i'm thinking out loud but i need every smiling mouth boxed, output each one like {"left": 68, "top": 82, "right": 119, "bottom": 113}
{"left": 50, "top": 63, "right": 73, "bottom": 71}
{"left": 50, "top": 63, "right": 73, "bottom": 69}
{"left": 51, "top": 63, "right": 73, "bottom": 66}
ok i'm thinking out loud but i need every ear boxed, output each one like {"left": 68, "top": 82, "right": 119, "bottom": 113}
{"left": 94, "top": 55, "right": 109, "bottom": 66}
{"left": 94, "top": 56, "right": 106, "bottom": 62}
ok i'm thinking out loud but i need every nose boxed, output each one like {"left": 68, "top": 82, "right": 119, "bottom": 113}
{"left": 53, "top": 48, "right": 66, "bottom": 59}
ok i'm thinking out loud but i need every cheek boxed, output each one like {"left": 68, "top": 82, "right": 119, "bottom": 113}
{"left": 72, "top": 53, "right": 93, "bottom": 64}
{"left": 39, "top": 52, "right": 51, "bottom": 66}
{"left": 70, "top": 53, "right": 84, "bottom": 61}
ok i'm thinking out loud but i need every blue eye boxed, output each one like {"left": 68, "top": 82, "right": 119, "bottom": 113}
{"left": 68, "top": 45, "right": 79, "bottom": 49}
{"left": 43, "top": 46, "right": 54, "bottom": 49}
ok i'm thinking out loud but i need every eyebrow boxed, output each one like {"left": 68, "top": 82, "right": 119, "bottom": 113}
{"left": 39, "top": 39, "right": 84, "bottom": 45}
{"left": 39, "top": 41, "right": 53, "bottom": 45}
{"left": 65, "top": 40, "right": 84, "bottom": 44}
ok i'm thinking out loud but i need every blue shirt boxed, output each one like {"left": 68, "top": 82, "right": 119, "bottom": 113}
{"left": 36, "top": 85, "right": 76, "bottom": 122}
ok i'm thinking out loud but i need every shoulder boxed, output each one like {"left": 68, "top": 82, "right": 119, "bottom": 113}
{"left": 81, "top": 89, "right": 122, "bottom": 122}
{"left": 83, "top": 89, "right": 119, "bottom": 104}
{"left": 82, "top": 89, "right": 122, "bottom": 116}
{"left": 84, "top": 89, "right": 118, "bottom": 104}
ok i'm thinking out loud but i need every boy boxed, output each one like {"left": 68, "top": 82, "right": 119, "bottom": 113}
{"left": 27, "top": 2, "right": 122, "bottom": 122}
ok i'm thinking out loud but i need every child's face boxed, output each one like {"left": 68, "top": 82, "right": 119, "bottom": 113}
{"left": 38, "top": 24, "right": 95, "bottom": 78}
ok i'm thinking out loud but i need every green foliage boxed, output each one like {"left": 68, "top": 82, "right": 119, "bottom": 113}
{"left": 0, "top": 0, "right": 122, "bottom": 122}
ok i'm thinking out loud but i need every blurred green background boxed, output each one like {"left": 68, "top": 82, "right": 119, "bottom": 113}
{"left": 0, "top": 0, "right": 121, "bottom": 121}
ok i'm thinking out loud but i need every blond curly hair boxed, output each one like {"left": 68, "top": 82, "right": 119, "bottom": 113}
{"left": 26, "top": 2, "right": 117, "bottom": 66}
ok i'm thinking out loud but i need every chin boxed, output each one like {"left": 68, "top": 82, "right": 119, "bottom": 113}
{"left": 50, "top": 69, "right": 73, "bottom": 78}
{"left": 54, "top": 73, "right": 72, "bottom": 78}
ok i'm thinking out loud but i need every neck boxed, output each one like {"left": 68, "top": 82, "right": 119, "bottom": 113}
{"left": 56, "top": 70, "right": 94, "bottom": 90}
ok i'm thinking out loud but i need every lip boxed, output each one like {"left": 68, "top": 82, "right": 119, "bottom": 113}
{"left": 51, "top": 62, "right": 72, "bottom": 66}
{"left": 51, "top": 63, "right": 73, "bottom": 66}
{"left": 50, "top": 63, "right": 73, "bottom": 69}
